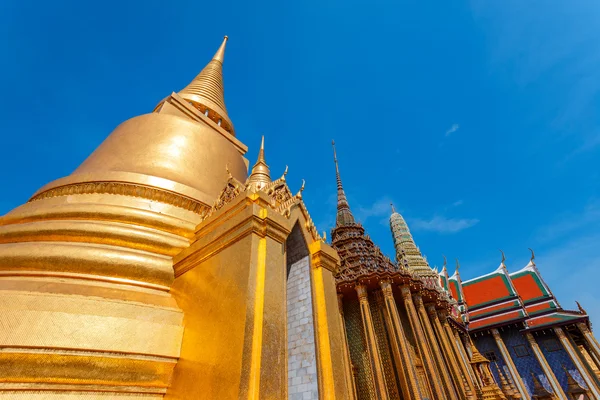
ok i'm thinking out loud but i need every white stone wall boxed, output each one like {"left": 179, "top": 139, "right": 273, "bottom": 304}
{"left": 287, "top": 255, "right": 319, "bottom": 400}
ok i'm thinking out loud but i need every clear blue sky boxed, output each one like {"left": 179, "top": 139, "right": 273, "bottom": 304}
{"left": 1, "top": 1, "right": 599, "bottom": 321}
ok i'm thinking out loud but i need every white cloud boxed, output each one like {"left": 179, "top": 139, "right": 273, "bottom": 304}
{"left": 452, "top": 200, "right": 464, "bottom": 207}
{"left": 355, "top": 196, "right": 394, "bottom": 223}
{"left": 445, "top": 123, "right": 460, "bottom": 136}
{"left": 409, "top": 215, "right": 479, "bottom": 234}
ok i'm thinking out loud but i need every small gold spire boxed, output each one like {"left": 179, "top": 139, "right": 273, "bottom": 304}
{"left": 247, "top": 135, "right": 271, "bottom": 190}
{"left": 391, "top": 202, "right": 396, "bottom": 214}
{"left": 178, "top": 36, "right": 235, "bottom": 134}
{"left": 528, "top": 248, "right": 536, "bottom": 266}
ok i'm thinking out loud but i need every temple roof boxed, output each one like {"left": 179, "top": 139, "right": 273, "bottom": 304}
{"left": 451, "top": 252, "right": 587, "bottom": 332}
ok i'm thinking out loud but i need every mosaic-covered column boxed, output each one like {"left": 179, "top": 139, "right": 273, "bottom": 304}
{"left": 577, "top": 323, "right": 600, "bottom": 370}
{"left": 338, "top": 293, "right": 358, "bottom": 399}
{"left": 491, "top": 328, "right": 530, "bottom": 399}
{"left": 355, "top": 284, "right": 389, "bottom": 400}
{"left": 454, "top": 330, "right": 481, "bottom": 390}
{"left": 554, "top": 327, "right": 600, "bottom": 399}
{"left": 440, "top": 312, "right": 477, "bottom": 397}
{"left": 428, "top": 307, "right": 469, "bottom": 400}
{"left": 413, "top": 294, "right": 459, "bottom": 399}
{"left": 379, "top": 280, "right": 422, "bottom": 399}
{"left": 399, "top": 284, "right": 445, "bottom": 400}
{"left": 524, "top": 332, "right": 568, "bottom": 400}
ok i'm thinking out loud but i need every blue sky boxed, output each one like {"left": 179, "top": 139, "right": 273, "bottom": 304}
{"left": 1, "top": 1, "right": 599, "bottom": 322}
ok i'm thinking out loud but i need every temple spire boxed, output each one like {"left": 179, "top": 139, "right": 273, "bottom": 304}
{"left": 332, "top": 140, "right": 355, "bottom": 226}
{"left": 389, "top": 201, "right": 438, "bottom": 280}
{"left": 247, "top": 136, "right": 271, "bottom": 190}
{"left": 178, "top": 36, "right": 235, "bottom": 134}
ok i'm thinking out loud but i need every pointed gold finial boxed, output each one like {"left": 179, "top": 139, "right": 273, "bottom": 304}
{"left": 283, "top": 165, "right": 288, "bottom": 176}
{"left": 391, "top": 202, "right": 396, "bottom": 214}
{"left": 178, "top": 36, "right": 234, "bottom": 134}
{"left": 213, "top": 35, "right": 228, "bottom": 63}
{"left": 455, "top": 258, "right": 461, "bottom": 272}
{"left": 247, "top": 135, "right": 271, "bottom": 190}
{"left": 576, "top": 301, "right": 587, "bottom": 315}
{"left": 500, "top": 249, "right": 506, "bottom": 265}
{"left": 331, "top": 139, "right": 355, "bottom": 226}
{"left": 296, "top": 179, "right": 305, "bottom": 197}
{"left": 528, "top": 248, "right": 536, "bottom": 266}
{"left": 443, "top": 255, "right": 447, "bottom": 269}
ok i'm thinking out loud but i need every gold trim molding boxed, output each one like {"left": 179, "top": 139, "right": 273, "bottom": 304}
{"left": 29, "top": 181, "right": 212, "bottom": 216}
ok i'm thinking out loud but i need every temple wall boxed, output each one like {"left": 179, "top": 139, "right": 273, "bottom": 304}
{"left": 287, "top": 255, "right": 319, "bottom": 400}
{"left": 535, "top": 331, "right": 588, "bottom": 392}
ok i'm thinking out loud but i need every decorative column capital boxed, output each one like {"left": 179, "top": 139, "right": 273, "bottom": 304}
{"left": 426, "top": 303, "right": 438, "bottom": 317}
{"left": 412, "top": 293, "right": 423, "bottom": 307}
{"left": 437, "top": 309, "right": 449, "bottom": 320}
{"left": 554, "top": 326, "right": 567, "bottom": 339}
{"left": 355, "top": 284, "right": 368, "bottom": 301}
{"left": 379, "top": 279, "right": 393, "bottom": 297}
{"left": 524, "top": 331, "right": 537, "bottom": 345}
{"left": 490, "top": 328, "right": 501, "bottom": 338}
{"left": 577, "top": 322, "right": 590, "bottom": 334}
{"left": 399, "top": 284, "right": 412, "bottom": 299}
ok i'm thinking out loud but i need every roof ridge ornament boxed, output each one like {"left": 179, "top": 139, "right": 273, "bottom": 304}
{"left": 528, "top": 248, "right": 536, "bottom": 267}
{"left": 500, "top": 249, "right": 506, "bottom": 265}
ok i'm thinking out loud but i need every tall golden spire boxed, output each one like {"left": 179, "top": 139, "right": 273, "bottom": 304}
{"left": 178, "top": 36, "right": 235, "bottom": 134}
{"left": 246, "top": 135, "right": 271, "bottom": 190}
{"left": 332, "top": 140, "right": 355, "bottom": 226}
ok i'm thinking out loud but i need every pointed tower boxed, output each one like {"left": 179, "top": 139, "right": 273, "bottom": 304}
{"left": 389, "top": 204, "right": 439, "bottom": 284}
{"left": 178, "top": 36, "right": 235, "bottom": 134}
{"left": 332, "top": 140, "right": 355, "bottom": 226}
{"left": 246, "top": 136, "right": 271, "bottom": 191}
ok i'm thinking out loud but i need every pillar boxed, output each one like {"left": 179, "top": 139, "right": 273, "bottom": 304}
{"left": 379, "top": 280, "right": 422, "bottom": 399}
{"left": 577, "top": 323, "right": 600, "bottom": 371}
{"left": 414, "top": 294, "right": 459, "bottom": 399}
{"left": 524, "top": 332, "right": 568, "bottom": 400}
{"left": 440, "top": 312, "right": 477, "bottom": 397}
{"left": 355, "top": 284, "right": 389, "bottom": 400}
{"left": 428, "top": 306, "right": 469, "bottom": 400}
{"left": 554, "top": 327, "right": 600, "bottom": 399}
{"left": 454, "top": 330, "right": 481, "bottom": 390}
{"left": 399, "top": 285, "right": 446, "bottom": 400}
{"left": 338, "top": 293, "right": 358, "bottom": 399}
{"left": 491, "top": 328, "right": 530, "bottom": 399}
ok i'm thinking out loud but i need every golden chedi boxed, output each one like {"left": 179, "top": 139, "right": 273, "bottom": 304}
{"left": 0, "top": 37, "right": 353, "bottom": 399}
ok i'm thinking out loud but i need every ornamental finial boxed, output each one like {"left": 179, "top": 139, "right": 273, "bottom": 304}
{"left": 528, "top": 248, "right": 536, "bottom": 266}
{"left": 177, "top": 36, "right": 234, "bottom": 134}
{"left": 455, "top": 258, "right": 460, "bottom": 272}
{"left": 500, "top": 249, "right": 506, "bottom": 265}
{"left": 391, "top": 202, "right": 396, "bottom": 214}
{"left": 576, "top": 301, "right": 587, "bottom": 315}
{"left": 443, "top": 254, "right": 447, "bottom": 269}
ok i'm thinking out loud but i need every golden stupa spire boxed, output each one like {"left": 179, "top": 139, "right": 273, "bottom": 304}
{"left": 178, "top": 36, "right": 235, "bottom": 134}
{"left": 246, "top": 135, "right": 271, "bottom": 190}
{"left": 332, "top": 140, "right": 355, "bottom": 226}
